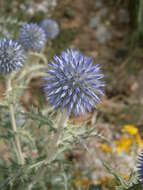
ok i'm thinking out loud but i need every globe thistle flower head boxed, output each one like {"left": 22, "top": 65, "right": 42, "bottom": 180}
{"left": 137, "top": 150, "right": 143, "bottom": 181}
{"left": 19, "top": 23, "right": 46, "bottom": 51}
{"left": 43, "top": 49, "right": 105, "bottom": 116}
{"left": 40, "top": 19, "right": 59, "bottom": 40}
{"left": 0, "top": 38, "right": 26, "bottom": 74}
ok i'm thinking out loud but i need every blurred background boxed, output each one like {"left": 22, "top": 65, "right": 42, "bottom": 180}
{"left": 0, "top": 0, "right": 143, "bottom": 189}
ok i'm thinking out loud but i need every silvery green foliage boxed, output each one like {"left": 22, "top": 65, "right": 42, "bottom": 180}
{"left": 0, "top": 38, "right": 25, "bottom": 74}
{"left": 0, "top": 16, "right": 26, "bottom": 38}
{"left": 43, "top": 49, "right": 105, "bottom": 115}
{"left": 40, "top": 19, "right": 59, "bottom": 39}
{"left": 103, "top": 161, "right": 142, "bottom": 190}
{"left": 116, "top": 183, "right": 143, "bottom": 190}
{"left": 19, "top": 23, "right": 46, "bottom": 51}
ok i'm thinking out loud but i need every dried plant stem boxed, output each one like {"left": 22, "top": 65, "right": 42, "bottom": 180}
{"left": 7, "top": 78, "right": 24, "bottom": 165}
{"left": 27, "top": 110, "right": 68, "bottom": 190}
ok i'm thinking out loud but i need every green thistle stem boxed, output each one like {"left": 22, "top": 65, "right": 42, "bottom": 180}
{"left": 27, "top": 110, "right": 68, "bottom": 190}
{"left": 46, "top": 110, "right": 68, "bottom": 163}
{"left": 28, "top": 52, "right": 47, "bottom": 65}
{"left": 7, "top": 77, "right": 24, "bottom": 165}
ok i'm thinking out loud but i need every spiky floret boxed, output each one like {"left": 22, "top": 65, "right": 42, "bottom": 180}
{"left": 0, "top": 38, "right": 26, "bottom": 74}
{"left": 43, "top": 49, "right": 105, "bottom": 115}
{"left": 137, "top": 150, "right": 143, "bottom": 181}
{"left": 19, "top": 23, "right": 46, "bottom": 51}
{"left": 40, "top": 19, "right": 59, "bottom": 39}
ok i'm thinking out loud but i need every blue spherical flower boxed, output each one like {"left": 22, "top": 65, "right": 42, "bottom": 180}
{"left": 137, "top": 150, "right": 143, "bottom": 181}
{"left": 43, "top": 49, "right": 105, "bottom": 115}
{"left": 40, "top": 19, "right": 59, "bottom": 40}
{"left": 19, "top": 23, "right": 46, "bottom": 51}
{"left": 0, "top": 38, "right": 26, "bottom": 74}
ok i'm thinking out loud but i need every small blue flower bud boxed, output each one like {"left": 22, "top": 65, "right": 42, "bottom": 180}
{"left": 40, "top": 19, "right": 59, "bottom": 40}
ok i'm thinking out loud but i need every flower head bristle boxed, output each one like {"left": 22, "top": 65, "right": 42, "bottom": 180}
{"left": 137, "top": 150, "right": 143, "bottom": 181}
{"left": 0, "top": 38, "right": 26, "bottom": 74}
{"left": 19, "top": 23, "right": 46, "bottom": 51}
{"left": 43, "top": 49, "right": 105, "bottom": 116}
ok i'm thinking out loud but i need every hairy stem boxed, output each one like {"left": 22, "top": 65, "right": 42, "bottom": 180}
{"left": 28, "top": 52, "right": 47, "bottom": 65}
{"left": 46, "top": 110, "right": 68, "bottom": 162}
{"left": 7, "top": 78, "right": 24, "bottom": 165}
{"left": 27, "top": 110, "right": 68, "bottom": 190}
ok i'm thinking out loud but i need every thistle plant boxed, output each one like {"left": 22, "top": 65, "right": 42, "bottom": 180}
{"left": 23, "top": 48, "right": 104, "bottom": 190}
{"left": 0, "top": 38, "right": 25, "bottom": 74}
{"left": 43, "top": 49, "right": 104, "bottom": 116}
{"left": 40, "top": 19, "right": 59, "bottom": 40}
{"left": 0, "top": 38, "right": 26, "bottom": 165}
{"left": 43, "top": 49, "right": 104, "bottom": 170}
{"left": 0, "top": 18, "right": 109, "bottom": 190}
{"left": 0, "top": 13, "right": 140, "bottom": 190}
{"left": 19, "top": 23, "right": 46, "bottom": 52}
{"left": 44, "top": 48, "right": 105, "bottom": 152}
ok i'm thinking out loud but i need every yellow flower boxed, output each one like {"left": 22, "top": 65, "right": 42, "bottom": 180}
{"left": 100, "top": 143, "right": 112, "bottom": 153}
{"left": 73, "top": 177, "right": 92, "bottom": 189}
{"left": 73, "top": 171, "right": 92, "bottom": 189}
{"left": 122, "top": 125, "right": 138, "bottom": 135}
{"left": 121, "top": 173, "right": 129, "bottom": 180}
{"left": 115, "top": 136, "right": 133, "bottom": 153}
{"left": 98, "top": 176, "right": 115, "bottom": 190}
